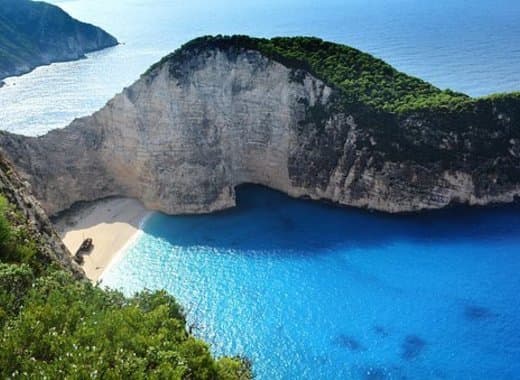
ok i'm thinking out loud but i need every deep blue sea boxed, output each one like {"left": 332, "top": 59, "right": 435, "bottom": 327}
{"left": 102, "top": 186, "right": 520, "bottom": 379}
{"left": 0, "top": 0, "right": 519, "bottom": 135}
{"left": 1, "top": 0, "right": 519, "bottom": 378}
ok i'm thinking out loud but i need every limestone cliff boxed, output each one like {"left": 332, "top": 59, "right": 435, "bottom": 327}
{"left": 0, "top": 0, "right": 118, "bottom": 81}
{"left": 0, "top": 36, "right": 519, "bottom": 215}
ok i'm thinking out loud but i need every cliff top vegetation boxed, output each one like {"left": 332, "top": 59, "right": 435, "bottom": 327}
{"left": 149, "top": 35, "right": 520, "bottom": 114}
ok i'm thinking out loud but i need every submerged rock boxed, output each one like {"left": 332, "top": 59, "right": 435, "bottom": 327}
{"left": 0, "top": 36, "right": 519, "bottom": 216}
{"left": 333, "top": 334, "right": 364, "bottom": 351}
{"left": 464, "top": 305, "right": 495, "bottom": 321}
{"left": 401, "top": 335, "right": 427, "bottom": 360}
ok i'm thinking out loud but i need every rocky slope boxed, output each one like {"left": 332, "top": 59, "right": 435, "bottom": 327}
{"left": 0, "top": 36, "right": 519, "bottom": 215}
{"left": 0, "top": 0, "right": 118, "bottom": 82}
{"left": 0, "top": 152, "right": 82, "bottom": 276}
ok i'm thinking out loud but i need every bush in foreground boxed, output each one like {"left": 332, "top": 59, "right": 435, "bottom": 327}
{"left": 0, "top": 194, "right": 250, "bottom": 379}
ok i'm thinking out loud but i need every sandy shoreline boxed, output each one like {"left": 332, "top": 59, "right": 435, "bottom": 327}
{"left": 53, "top": 198, "right": 151, "bottom": 281}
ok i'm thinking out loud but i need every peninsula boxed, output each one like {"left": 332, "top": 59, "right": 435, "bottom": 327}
{"left": 0, "top": 0, "right": 118, "bottom": 84}
{"left": 1, "top": 35, "right": 519, "bottom": 216}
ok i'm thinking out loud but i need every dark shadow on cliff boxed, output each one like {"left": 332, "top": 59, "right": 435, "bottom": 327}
{"left": 137, "top": 184, "right": 520, "bottom": 256}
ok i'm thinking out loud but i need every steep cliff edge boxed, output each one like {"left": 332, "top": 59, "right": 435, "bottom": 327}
{"left": 0, "top": 0, "right": 118, "bottom": 81}
{"left": 0, "top": 153, "right": 82, "bottom": 276}
{"left": 1, "top": 36, "right": 519, "bottom": 215}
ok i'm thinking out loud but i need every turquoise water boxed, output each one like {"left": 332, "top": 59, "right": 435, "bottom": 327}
{"left": 1, "top": 1, "right": 519, "bottom": 378}
{"left": 1, "top": 0, "right": 519, "bottom": 135}
{"left": 103, "top": 186, "right": 520, "bottom": 379}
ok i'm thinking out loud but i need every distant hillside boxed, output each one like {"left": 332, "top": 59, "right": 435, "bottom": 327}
{"left": 0, "top": 0, "right": 118, "bottom": 82}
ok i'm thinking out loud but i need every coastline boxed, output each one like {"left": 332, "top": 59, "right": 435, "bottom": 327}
{"left": 98, "top": 211, "right": 152, "bottom": 282}
{"left": 0, "top": 44, "right": 119, "bottom": 87}
{"left": 53, "top": 197, "right": 151, "bottom": 282}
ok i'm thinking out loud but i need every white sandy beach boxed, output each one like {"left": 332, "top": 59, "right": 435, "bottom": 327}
{"left": 54, "top": 198, "right": 150, "bottom": 281}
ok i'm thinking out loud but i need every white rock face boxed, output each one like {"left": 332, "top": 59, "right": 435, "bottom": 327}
{"left": 1, "top": 46, "right": 519, "bottom": 215}
{"left": 1, "top": 50, "right": 337, "bottom": 213}
{"left": 98, "top": 49, "right": 338, "bottom": 213}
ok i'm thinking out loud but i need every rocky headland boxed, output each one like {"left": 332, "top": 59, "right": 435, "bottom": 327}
{"left": 0, "top": 0, "right": 118, "bottom": 81}
{"left": 0, "top": 35, "right": 519, "bottom": 215}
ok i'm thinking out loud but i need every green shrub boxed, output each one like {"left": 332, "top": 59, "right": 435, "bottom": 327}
{"left": 0, "top": 193, "right": 250, "bottom": 379}
{"left": 0, "top": 268, "right": 250, "bottom": 379}
{"left": 0, "top": 263, "right": 34, "bottom": 326}
{"left": 0, "top": 196, "right": 37, "bottom": 266}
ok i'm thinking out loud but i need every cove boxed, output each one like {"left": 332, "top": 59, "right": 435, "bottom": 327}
{"left": 102, "top": 185, "right": 520, "bottom": 379}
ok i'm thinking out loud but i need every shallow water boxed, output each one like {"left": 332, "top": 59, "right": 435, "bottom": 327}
{"left": 102, "top": 186, "right": 520, "bottom": 379}
{"left": 1, "top": 0, "right": 520, "bottom": 135}
{"left": 2, "top": 1, "right": 520, "bottom": 378}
